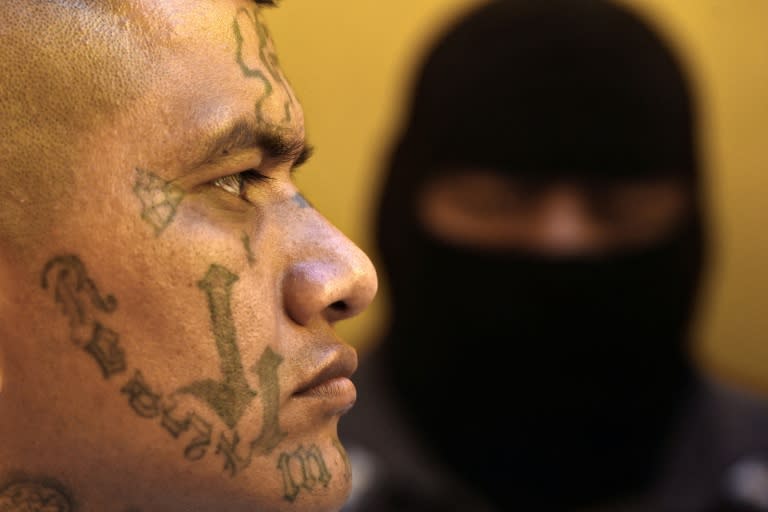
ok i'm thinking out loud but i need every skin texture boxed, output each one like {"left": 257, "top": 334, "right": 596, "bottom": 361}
{"left": 0, "top": 1, "right": 377, "bottom": 511}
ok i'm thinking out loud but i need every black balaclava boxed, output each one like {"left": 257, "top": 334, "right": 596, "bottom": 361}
{"left": 374, "top": 0, "right": 707, "bottom": 508}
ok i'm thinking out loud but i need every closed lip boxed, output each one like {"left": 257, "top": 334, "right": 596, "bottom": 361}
{"left": 293, "top": 345, "right": 358, "bottom": 398}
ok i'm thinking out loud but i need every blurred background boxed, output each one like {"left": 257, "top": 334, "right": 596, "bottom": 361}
{"left": 264, "top": 0, "right": 768, "bottom": 394}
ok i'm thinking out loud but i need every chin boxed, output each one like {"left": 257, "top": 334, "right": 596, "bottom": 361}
{"left": 262, "top": 434, "right": 353, "bottom": 512}
{"left": 208, "top": 434, "right": 354, "bottom": 512}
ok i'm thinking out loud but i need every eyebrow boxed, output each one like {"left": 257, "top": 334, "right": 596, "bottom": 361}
{"left": 193, "top": 118, "right": 313, "bottom": 170}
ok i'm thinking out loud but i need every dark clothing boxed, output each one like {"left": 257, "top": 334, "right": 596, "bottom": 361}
{"left": 340, "top": 350, "right": 768, "bottom": 512}
{"left": 371, "top": 1, "right": 711, "bottom": 500}
{"left": 346, "top": 1, "right": 768, "bottom": 510}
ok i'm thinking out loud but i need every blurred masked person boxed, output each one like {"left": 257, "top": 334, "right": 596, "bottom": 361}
{"left": 340, "top": 0, "right": 768, "bottom": 510}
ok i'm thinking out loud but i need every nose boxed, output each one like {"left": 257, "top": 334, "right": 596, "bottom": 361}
{"left": 282, "top": 217, "right": 378, "bottom": 326}
{"left": 530, "top": 185, "right": 601, "bottom": 255}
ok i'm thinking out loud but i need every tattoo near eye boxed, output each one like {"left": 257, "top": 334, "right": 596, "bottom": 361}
{"left": 212, "top": 170, "right": 271, "bottom": 197}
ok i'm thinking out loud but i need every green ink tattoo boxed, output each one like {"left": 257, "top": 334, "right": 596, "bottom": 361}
{"left": 43, "top": 258, "right": 228, "bottom": 466}
{"left": 41, "top": 255, "right": 294, "bottom": 475}
{"left": 254, "top": 15, "right": 292, "bottom": 104}
{"left": 332, "top": 438, "right": 352, "bottom": 484}
{"left": 241, "top": 233, "right": 256, "bottom": 265}
{"left": 41, "top": 255, "right": 118, "bottom": 326}
{"left": 121, "top": 370, "right": 162, "bottom": 418}
{"left": 133, "top": 168, "right": 185, "bottom": 235}
{"left": 42, "top": 255, "right": 125, "bottom": 378}
{"left": 216, "top": 430, "right": 253, "bottom": 477}
{"left": 233, "top": 8, "right": 295, "bottom": 128}
{"left": 194, "top": 347, "right": 286, "bottom": 475}
{"left": 160, "top": 400, "right": 213, "bottom": 462}
{"left": 120, "top": 366, "right": 216, "bottom": 462}
{"left": 292, "top": 192, "right": 312, "bottom": 209}
{"left": 234, "top": 9, "right": 274, "bottom": 126}
{"left": 85, "top": 322, "right": 126, "bottom": 378}
{"left": 0, "top": 480, "right": 73, "bottom": 511}
{"left": 277, "top": 445, "right": 332, "bottom": 502}
{"left": 249, "top": 347, "right": 287, "bottom": 455}
{"left": 177, "top": 265, "right": 257, "bottom": 429}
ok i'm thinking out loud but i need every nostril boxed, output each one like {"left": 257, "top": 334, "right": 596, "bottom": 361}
{"left": 330, "top": 300, "right": 348, "bottom": 312}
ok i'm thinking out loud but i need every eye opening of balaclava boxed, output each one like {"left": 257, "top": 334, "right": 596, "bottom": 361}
{"left": 373, "top": 0, "right": 708, "bottom": 508}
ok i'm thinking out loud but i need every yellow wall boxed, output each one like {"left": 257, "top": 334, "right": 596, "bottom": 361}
{"left": 264, "top": 1, "right": 768, "bottom": 392}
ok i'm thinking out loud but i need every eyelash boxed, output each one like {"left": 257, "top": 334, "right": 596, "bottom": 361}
{"left": 212, "top": 169, "right": 272, "bottom": 197}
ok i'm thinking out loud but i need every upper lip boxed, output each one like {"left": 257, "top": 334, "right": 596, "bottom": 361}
{"left": 293, "top": 344, "right": 358, "bottom": 396}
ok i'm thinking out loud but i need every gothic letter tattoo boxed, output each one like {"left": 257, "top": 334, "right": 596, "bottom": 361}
{"left": 41, "top": 255, "right": 118, "bottom": 342}
{"left": 121, "top": 370, "right": 162, "bottom": 419}
{"left": 161, "top": 400, "right": 214, "bottom": 462}
{"left": 42, "top": 255, "right": 125, "bottom": 378}
{"left": 277, "top": 445, "right": 332, "bottom": 502}
{"left": 216, "top": 430, "right": 253, "bottom": 477}
{"left": 182, "top": 414, "right": 214, "bottom": 462}
{"left": 0, "top": 480, "right": 72, "bottom": 512}
{"left": 177, "top": 265, "right": 257, "bottom": 429}
{"left": 85, "top": 322, "right": 126, "bottom": 378}
{"left": 250, "top": 347, "right": 287, "bottom": 455}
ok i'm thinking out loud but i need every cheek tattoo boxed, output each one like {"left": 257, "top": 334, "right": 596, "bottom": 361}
{"left": 241, "top": 233, "right": 257, "bottom": 265}
{"left": 40, "top": 255, "right": 338, "bottom": 502}
{"left": 41, "top": 255, "right": 125, "bottom": 378}
{"left": 177, "top": 264, "right": 258, "bottom": 430}
{"left": 133, "top": 168, "right": 185, "bottom": 236}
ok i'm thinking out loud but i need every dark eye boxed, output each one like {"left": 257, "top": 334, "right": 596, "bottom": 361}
{"left": 211, "top": 169, "right": 272, "bottom": 197}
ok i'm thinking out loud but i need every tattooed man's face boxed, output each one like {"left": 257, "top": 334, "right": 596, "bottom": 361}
{"left": 0, "top": 1, "right": 377, "bottom": 511}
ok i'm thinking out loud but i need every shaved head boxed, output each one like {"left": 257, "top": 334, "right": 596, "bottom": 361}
{"left": 0, "top": 2, "right": 378, "bottom": 510}
{"left": 0, "top": 0, "right": 159, "bottom": 250}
